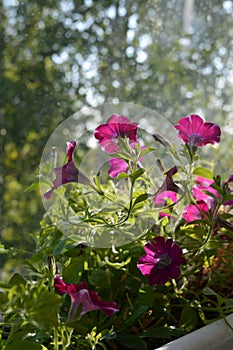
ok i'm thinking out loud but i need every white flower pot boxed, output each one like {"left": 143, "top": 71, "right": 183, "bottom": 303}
{"left": 156, "top": 313, "right": 233, "bottom": 350}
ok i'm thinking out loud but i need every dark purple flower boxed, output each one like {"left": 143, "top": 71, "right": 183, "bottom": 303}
{"left": 44, "top": 141, "right": 90, "bottom": 199}
{"left": 183, "top": 201, "right": 209, "bottom": 222}
{"left": 154, "top": 166, "right": 181, "bottom": 197}
{"left": 54, "top": 275, "right": 120, "bottom": 319}
{"left": 153, "top": 191, "right": 178, "bottom": 218}
{"left": 174, "top": 114, "right": 221, "bottom": 148}
{"left": 94, "top": 114, "right": 138, "bottom": 153}
{"left": 137, "top": 236, "right": 186, "bottom": 286}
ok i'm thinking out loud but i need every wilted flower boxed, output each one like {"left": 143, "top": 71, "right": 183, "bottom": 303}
{"left": 94, "top": 114, "right": 138, "bottom": 153}
{"left": 155, "top": 166, "right": 181, "bottom": 197}
{"left": 137, "top": 236, "right": 186, "bottom": 285}
{"left": 174, "top": 114, "right": 221, "bottom": 148}
{"left": 54, "top": 275, "right": 120, "bottom": 319}
{"left": 44, "top": 141, "right": 90, "bottom": 199}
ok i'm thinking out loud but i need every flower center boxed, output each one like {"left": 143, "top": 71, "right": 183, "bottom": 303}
{"left": 112, "top": 131, "right": 118, "bottom": 138}
{"left": 188, "top": 133, "right": 203, "bottom": 147}
{"left": 157, "top": 253, "right": 172, "bottom": 269}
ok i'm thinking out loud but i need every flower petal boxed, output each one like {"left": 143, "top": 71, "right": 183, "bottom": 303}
{"left": 148, "top": 266, "right": 169, "bottom": 286}
{"left": 137, "top": 254, "right": 159, "bottom": 275}
{"left": 109, "top": 158, "right": 129, "bottom": 178}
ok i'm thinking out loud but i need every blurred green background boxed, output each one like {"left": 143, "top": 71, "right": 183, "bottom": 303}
{"left": 1, "top": 0, "right": 233, "bottom": 280}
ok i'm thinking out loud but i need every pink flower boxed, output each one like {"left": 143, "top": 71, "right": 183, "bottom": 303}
{"left": 153, "top": 191, "right": 178, "bottom": 218}
{"left": 108, "top": 158, "right": 129, "bottom": 178}
{"left": 182, "top": 176, "right": 218, "bottom": 223}
{"left": 54, "top": 275, "right": 120, "bottom": 319}
{"left": 94, "top": 114, "right": 138, "bottom": 153}
{"left": 174, "top": 114, "right": 221, "bottom": 148}
{"left": 192, "top": 181, "right": 218, "bottom": 209}
{"left": 137, "top": 236, "right": 186, "bottom": 286}
{"left": 44, "top": 141, "right": 90, "bottom": 199}
{"left": 183, "top": 201, "right": 209, "bottom": 222}
{"left": 195, "top": 176, "right": 214, "bottom": 187}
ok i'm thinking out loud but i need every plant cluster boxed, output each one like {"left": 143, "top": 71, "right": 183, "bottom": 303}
{"left": 0, "top": 113, "right": 233, "bottom": 350}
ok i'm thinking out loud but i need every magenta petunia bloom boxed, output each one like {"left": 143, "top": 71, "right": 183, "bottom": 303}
{"left": 44, "top": 141, "right": 90, "bottom": 199}
{"left": 174, "top": 114, "right": 221, "bottom": 148}
{"left": 195, "top": 176, "right": 214, "bottom": 187}
{"left": 153, "top": 191, "right": 178, "bottom": 218}
{"left": 108, "top": 158, "right": 129, "bottom": 178}
{"left": 137, "top": 236, "right": 186, "bottom": 286}
{"left": 182, "top": 176, "right": 218, "bottom": 224}
{"left": 183, "top": 201, "right": 209, "bottom": 222}
{"left": 94, "top": 114, "right": 138, "bottom": 153}
{"left": 192, "top": 183, "right": 218, "bottom": 209}
{"left": 54, "top": 275, "right": 120, "bottom": 319}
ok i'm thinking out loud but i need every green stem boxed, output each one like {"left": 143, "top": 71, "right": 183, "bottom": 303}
{"left": 54, "top": 327, "right": 59, "bottom": 350}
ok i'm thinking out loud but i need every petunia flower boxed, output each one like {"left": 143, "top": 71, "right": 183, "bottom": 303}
{"left": 174, "top": 114, "right": 221, "bottom": 148}
{"left": 192, "top": 179, "right": 219, "bottom": 209}
{"left": 44, "top": 141, "right": 90, "bottom": 199}
{"left": 54, "top": 275, "right": 120, "bottom": 319}
{"left": 94, "top": 114, "right": 138, "bottom": 153}
{"left": 108, "top": 158, "right": 129, "bottom": 178}
{"left": 183, "top": 201, "right": 209, "bottom": 222}
{"left": 137, "top": 236, "right": 186, "bottom": 286}
{"left": 153, "top": 191, "right": 178, "bottom": 218}
{"left": 182, "top": 176, "right": 219, "bottom": 223}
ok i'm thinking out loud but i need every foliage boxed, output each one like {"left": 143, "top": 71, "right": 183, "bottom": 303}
{"left": 1, "top": 0, "right": 233, "bottom": 279}
{"left": 0, "top": 112, "right": 232, "bottom": 349}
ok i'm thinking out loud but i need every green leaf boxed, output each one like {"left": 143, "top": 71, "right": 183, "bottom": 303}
{"left": 139, "top": 147, "right": 156, "bottom": 157}
{"left": 117, "top": 335, "right": 147, "bottom": 350}
{"left": 8, "top": 273, "right": 27, "bottom": 287}
{"left": 129, "top": 168, "right": 145, "bottom": 182}
{"left": 117, "top": 306, "right": 148, "bottom": 332}
{"left": 88, "top": 269, "right": 109, "bottom": 288}
{"left": 180, "top": 305, "right": 198, "bottom": 331}
{"left": 27, "top": 290, "right": 62, "bottom": 329}
{"left": 135, "top": 287, "right": 155, "bottom": 308}
{"left": 25, "top": 182, "right": 41, "bottom": 192}
{"left": 117, "top": 172, "right": 129, "bottom": 179}
{"left": 140, "top": 327, "right": 185, "bottom": 339}
{"left": 202, "top": 287, "right": 217, "bottom": 296}
{"left": 63, "top": 256, "right": 86, "bottom": 283}
{"left": 132, "top": 193, "right": 149, "bottom": 208}
{"left": 192, "top": 167, "right": 214, "bottom": 179}
{"left": 6, "top": 341, "right": 47, "bottom": 350}
{"left": 53, "top": 238, "right": 78, "bottom": 255}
